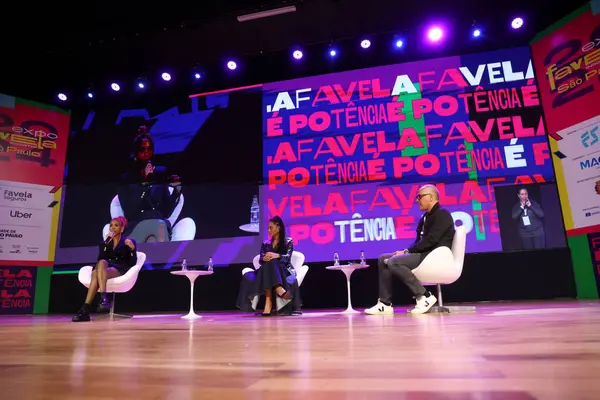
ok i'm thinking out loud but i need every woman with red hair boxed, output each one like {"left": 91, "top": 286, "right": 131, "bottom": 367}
{"left": 72, "top": 216, "right": 138, "bottom": 322}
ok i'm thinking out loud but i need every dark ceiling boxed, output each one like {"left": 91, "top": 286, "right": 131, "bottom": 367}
{"left": 1, "top": 0, "right": 589, "bottom": 107}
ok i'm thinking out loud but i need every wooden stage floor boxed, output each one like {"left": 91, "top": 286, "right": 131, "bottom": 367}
{"left": 1, "top": 300, "right": 600, "bottom": 399}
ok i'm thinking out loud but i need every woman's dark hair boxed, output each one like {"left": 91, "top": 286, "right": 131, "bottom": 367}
{"left": 133, "top": 125, "right": 154, "bottom": 155}
{"left": 269, "top": 216, "right": 286, "bottom": 252}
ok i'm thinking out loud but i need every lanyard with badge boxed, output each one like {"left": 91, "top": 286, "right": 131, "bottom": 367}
{"left": 522, "top": 206, "right": 531, "bottom": 226}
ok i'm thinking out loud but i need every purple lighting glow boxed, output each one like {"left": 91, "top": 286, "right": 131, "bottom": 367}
{"left": 427, "top": 27, "right": 443, "bottom": 42}
{"left": 293, "top": 50, "right": 303, "bottom": 60}
{"left": 227, "top": 61, "right": 237, "bottom": 70}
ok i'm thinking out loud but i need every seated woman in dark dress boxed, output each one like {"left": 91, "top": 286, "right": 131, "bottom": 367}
{"left": 237, "top": 216, "right": 302, "bottom": 316}
{"left": 72, "top": 216, "right": 138, "bottom": 322}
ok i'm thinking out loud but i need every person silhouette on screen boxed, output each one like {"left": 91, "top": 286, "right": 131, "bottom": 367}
{"left": 511, "top": 188, "right": 545, "bottom": 250}
{"left": 365, "top": 184, "right": 455, "bottom": 316}
{"left": 105, "top": 126, "right": 196, "bottom": 242}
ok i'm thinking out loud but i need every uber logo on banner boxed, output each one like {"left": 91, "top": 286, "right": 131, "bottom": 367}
{"left": 9, "top": 210, "right": 33, "bottom": 219}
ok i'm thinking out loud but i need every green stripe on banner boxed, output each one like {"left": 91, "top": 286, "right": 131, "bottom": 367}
{"left": 530, "top": 3, "right": 590, "bottom": 44}
{"left": 52, "top": 270, "right": 79, "bottom": 275}
{"left": 397, "top": 84, "right": 428, "bottom": 156}
{"left": 33, "top": 267, "right": 53, "bottom": 314}
{"left": 463, "top": 141, "right": 478, "bottom": 181}
{"left": 463, "top": 140, "right": 485, "bottom": 240}
{"left": 15, "top": 98, "right": 71, "bottom": 114}
{"left": 569, "top": 235, "right": 599, "bottom": 299}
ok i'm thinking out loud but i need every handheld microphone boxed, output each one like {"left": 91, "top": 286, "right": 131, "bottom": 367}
{"left": 103, "top": 233, "right": 113, "bottom": 250}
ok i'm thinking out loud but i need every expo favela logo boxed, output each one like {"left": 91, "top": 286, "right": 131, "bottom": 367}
{"left": 0, "top": 114, "right": 61, "bottom": 168}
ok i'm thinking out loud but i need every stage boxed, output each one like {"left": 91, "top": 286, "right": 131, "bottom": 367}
{"left": 1, "top": 300, "right": 599, "bottom": 399}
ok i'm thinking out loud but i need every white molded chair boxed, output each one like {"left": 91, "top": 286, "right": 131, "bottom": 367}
{"left": 411, "top": 226, "right": 469, "bottom": 313}
{"left": 242, "top": 251, "right": 309, "bottom": 286}
{"left": 78, "top": 251, "right": 146, "bottom": 319}
{"left": 241, "top": 251, "right": 309, "bottom": 311}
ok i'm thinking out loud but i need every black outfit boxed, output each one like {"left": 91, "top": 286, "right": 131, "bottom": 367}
{"left": 72, "top": 236, "right": 138, "bottom": 322}
{"left": 237, "top": 237, "right": 302, "bottom": 315}
{"left": 512, "top": 200, "right": 545, "bottom": 249}
{"left": 378, "top": 203, "right": 455, "bottom": 304}
{"left": 97, "top": 237, "right": 138, "bottom": 275}
{"left": 407, "top": 203, "right": 456, "bottom": 262}
{"left": 118, "top": 161, "right": 181, "bottom": 242}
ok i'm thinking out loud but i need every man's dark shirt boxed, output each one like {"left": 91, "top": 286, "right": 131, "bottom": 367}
{"left": 407, "top": 202, "right": 456, "bottom": 262}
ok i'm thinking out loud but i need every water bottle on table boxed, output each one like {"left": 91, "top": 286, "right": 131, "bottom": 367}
{"left": 207, "top": 257, "right": 213, "bottom": 272}
{"left": 334, "top": 252, "right": 340, "bottom": 266}
{"left": 360, "top": 250, "right": 366, "bottom": 265}
{"left": 250, "top": 195, "right": 259, "bottom": 225}
{"left": 182, "top": 259, "right": 187, "bottom": 271}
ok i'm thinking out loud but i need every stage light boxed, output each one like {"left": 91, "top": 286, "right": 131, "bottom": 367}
{"left": 138, "top": 82, "right": 145, "bottom": 89}
{"left": 427, "top": 26, "right": 443, "bottom": 42}
{"left": 111, "top": 83, "right": 120, "bottom": 91}
{"left": 293, "top": 49, "right": 303, "bottom": 60}
{"left": 161, "top": 72, "right": 171, "bottom": 81}
{"left": 361, "top": 39, "right": 371, "bottom": 49}
{"left": 87, "top": 92, "right": 94, "bottom": 99}
{"left": 58, "top": 93, "right": 67, "bottom": 101}
{"left": 329, "top": 49, "right": 337, "bottom": 57}
{"left": 511, "top": 17, "right": 524, "bottom": 29}
{"left": 227, "top": 61, "right": 237, "bottom": 70}
{"left": 194, "top": 73, "right": 201, "bottom": 79}
{"left": 395, "top": 39, "right": 404, "bottom": 48}
{"left": 473, "top": 29, "right": 481, "bottom": 37}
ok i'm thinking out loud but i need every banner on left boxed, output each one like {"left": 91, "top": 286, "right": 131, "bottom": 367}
{"left": 0, "top": 94, "right": 70, "bottom": 266}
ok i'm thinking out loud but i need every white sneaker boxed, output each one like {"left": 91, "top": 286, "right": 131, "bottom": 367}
{"left": 364, "top": 301, "right": 394, "bottom": 315}
{"left": 409, "top": 293, "right": 437, "bottom": 315}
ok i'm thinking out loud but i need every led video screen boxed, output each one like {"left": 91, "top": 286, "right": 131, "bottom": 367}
{"left": 55, "top": 88, "right": 264, "bottom": 268}
{"left": 261, "top": 47, "right": 567, "bottom": 263}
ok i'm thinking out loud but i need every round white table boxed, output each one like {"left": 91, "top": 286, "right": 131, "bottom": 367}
{"left": 239, "top": 223, "right": 259, "bottom": 233}
{"left": 326, "top": 263, "right": 369, "bottom": 314}
{"left": 170, "top": 270, "right": 213, "bottom": 319}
